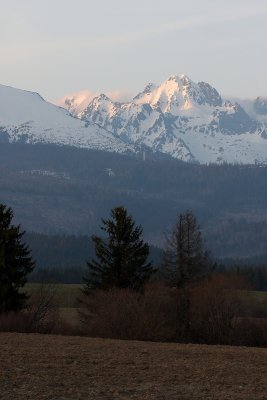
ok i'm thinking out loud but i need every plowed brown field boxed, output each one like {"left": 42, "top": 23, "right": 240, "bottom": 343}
{"left": 0, "top": 333, "right": 267, "bottom": 399}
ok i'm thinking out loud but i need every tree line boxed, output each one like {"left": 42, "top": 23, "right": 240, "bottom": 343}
{"left": 1, "top": 202, "right": 267, "bottom": 346}
{"left": 0, "top": 202, "right": 214, "bottom": 311}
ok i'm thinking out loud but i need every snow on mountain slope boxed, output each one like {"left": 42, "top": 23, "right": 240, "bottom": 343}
{"left": 238, "top": 97, "right": 267, "bottom": 124}
{"left": 56, "top": 89, "right": 133, "bottom": 116}
{"left": 65, "top": 75, "right": 267, "bottom": 164}
{"left": 1, "top": 77, "right": 267, "bottom": 165}
{"left": 0, "top": 84, "right": 134, "bottom": 154}
{"left": 56, "top": 90, "right": 96, "bottom": 116}
{"left": 133, "top": 75, "right": 223, "bottom": 113}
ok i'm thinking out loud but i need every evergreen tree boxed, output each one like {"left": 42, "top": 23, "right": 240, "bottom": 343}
{"left": 163, "top": 210, "right": 213, "bottom": 288}
{"left": 84, "top": 206, "right": 154, "bottom": 291}
{"left": 0, "top": 204, "right": 35, "bottom": 312}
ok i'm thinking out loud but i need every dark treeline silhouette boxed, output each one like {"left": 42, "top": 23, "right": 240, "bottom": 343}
{"left": 25, "top": 232, "right": 163, "bottom": 283}
{"left": 218, "top": 264, "right": 267, "bottom": 292}
{"left": 237, "top": 266, "right": 267, "bottom": 292}
{"left": 22, "top": 229, "right": 267, "bottom": 289}
{"left": 25, "top": 231, "right": 267, "bottom": 289}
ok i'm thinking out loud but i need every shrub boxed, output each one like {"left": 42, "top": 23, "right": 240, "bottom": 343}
{"left": 80, "top": 283, "right": 178, "bottom": 341}
{"left": 188, "top": 273, "right": 251, "bottom": 344}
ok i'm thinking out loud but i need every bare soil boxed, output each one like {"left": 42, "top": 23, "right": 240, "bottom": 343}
{"left": 0, "top": 333, "right": 267, "bottom": 400}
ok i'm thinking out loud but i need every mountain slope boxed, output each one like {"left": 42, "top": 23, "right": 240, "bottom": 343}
{"left": 1, "top": 76, "right": 267, "bottom": 164}
{"left": 239, "top": 97, "right": 267, "bottom": 125}
{"left": 0, "top": 84, "right": 134, "bottom": 155}
{"left": 59, "top": 75, "right": 267, "bottom": 164}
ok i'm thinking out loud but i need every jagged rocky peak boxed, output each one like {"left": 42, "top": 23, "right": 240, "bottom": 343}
{"left": 154, "top": 74, "right": 206, "bottom": 111}
{"left": 133, "top": 74, "right": 224, "bottom": 112}
{"left": 133, "top": 74, "right": 193, "bottom": 112}
{"left": 165, "top": 75, "right": 223, "bottom": 107}
{"left": 2, "top": 78, "right": 267, "bottom": 166}
{"left": 64, "top": 97, "right": 74, "bottom": 108}
{"left": 197, "top": 82, "right": 222, "bottom": 107}
{"left": 84, "top": 93, "right": 115, "bottom": 113}
{"left": 167, "top": 74, "right": 190, "bottom": 84}
{"left": 144, "top": 82, "right": 157, "bottom": 93}
{"left": 134, "top": 75, "right": 184, "bottom": 103}
{"left": 80, "top": 93, "right": 118, "bottom": 123}
{"left": 254, "top": 97, "right": 267, "bottom": 115}
{"left": 133, "top": 82, "right": 157, "bottom": 101}
{"left": 92, "top": 93, "right": 113, "bottom": 103}
{"left": 164, "top": 74, "right": 192, "bottom": 91}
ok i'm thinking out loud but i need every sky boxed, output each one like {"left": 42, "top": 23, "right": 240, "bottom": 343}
{"left": 0, "top": 0, "right": 266, "bottom": 101}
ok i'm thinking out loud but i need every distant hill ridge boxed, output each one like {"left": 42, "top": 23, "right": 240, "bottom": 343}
{"left": 1, "top": 143, "right": 267, "bottom": 259}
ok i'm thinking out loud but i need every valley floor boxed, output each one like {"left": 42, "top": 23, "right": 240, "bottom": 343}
{"left": 0, "top": 333, "right": 267, "bottom": 399}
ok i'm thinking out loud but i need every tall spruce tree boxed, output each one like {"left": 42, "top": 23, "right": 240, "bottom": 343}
{"left": 0, "top": 204, "right": 35, "bottom": 312}
{"left": 84, "top": 206, "right": 153, "bottom": 291}
{"left": 163, "top": 210, "right": 213, "bottom": 288}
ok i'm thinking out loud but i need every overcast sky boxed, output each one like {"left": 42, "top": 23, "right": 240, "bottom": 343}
{"left": 0, "top": 0, "right": 266, "bottom": 101}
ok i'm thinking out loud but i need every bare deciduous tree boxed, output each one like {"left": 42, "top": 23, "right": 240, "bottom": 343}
{"left": 163, "top": 210, "right": 213, "bottom": 288}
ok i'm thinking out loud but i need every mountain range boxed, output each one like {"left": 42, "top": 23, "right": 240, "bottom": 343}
{"left": 1, "top": 75, "right": 267, "bottom": 164}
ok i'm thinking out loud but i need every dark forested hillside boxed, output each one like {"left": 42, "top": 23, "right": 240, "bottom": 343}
{"left": 25, "top": 232, "right": 163, "bottom": 283}
{"left": 0, "top": 143, "right": 267, "bottom": 258}
{"left": 25, "top": 232, "right": 267, "bottom": 287}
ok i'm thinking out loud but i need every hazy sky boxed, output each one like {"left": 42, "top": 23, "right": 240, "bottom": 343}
{"left": 0, "top": 0, "right": 266, "bottom": 101}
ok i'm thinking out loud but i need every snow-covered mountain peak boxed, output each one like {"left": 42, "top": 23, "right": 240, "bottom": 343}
{"left": 133, "top": 82, "right": 157, "bottom": 101}
{"left": 69, "top": 74, "right": 267, "bottom": 164}
{"left": 0, "top": 83, "right": 135, "bottom": 155}
{"left": 134, "top": 75, "right": 185, "bottom": 112}
{"left": 133, "top": 75, "right": 223, "bottom": 114}
{"left": 88, "top": 93, "right": 114, "bottom": 109}
{"left": 56, "top": 90, "right": 95, "bottom": 116}
{"left": 1, "top": 78, "right": 267, "bottom": 165}
{"left": 96, "top": 93, "right": 113, "bottom": 102}
{"left": 166, "top": 73, "right": 190, "bottom": 83}
{"left": 80, "top": 93, "right": 118, "bottom": 121}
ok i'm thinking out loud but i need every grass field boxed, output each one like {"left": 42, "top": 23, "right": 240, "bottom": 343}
{"left": 25, "top": 283, "right": 82, "bottom": 308}
{"left": 25, "top": 283, "right": 83, "bottom": 327}
{"left": 238, "top": 290, "right": 267, "bottom": 317}
{"left": 25, "top": 283, "right": 267, "bottom": 312}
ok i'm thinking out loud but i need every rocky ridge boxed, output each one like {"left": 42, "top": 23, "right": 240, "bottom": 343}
{"left": 1, "top": 75, "right": 267, "bottom": 164}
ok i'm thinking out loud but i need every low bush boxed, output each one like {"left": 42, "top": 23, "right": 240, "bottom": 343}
{"left": 0, "top": 311, "right": 33, "bottom": 333}
{"left": 188, "top": 273, "right": 250, "bottom": 344}
{"left": 233, "top": 318, "right": 267, "bottom": 347}
{"left": 0, "top": 282, "right": 59, "bottom": 334}
{"left": 1, "top": 274, "right": 266, "bottom": 347}
{"left": 80, "top": 283, "right": 178, "bottom": 341}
